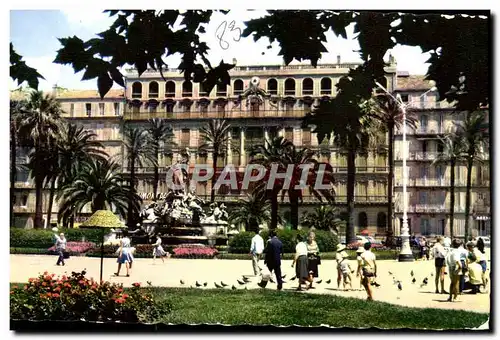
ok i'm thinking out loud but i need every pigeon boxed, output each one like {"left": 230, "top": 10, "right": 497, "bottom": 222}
{"left": 195, "top": 281, "right": 202, "bottom": 287}
{"left": 231, "top": 285, "right": 237, "bottom": 290}
{"left": 244, "top": 286, "right": 248, "bottom": 290}
{"left": 388, "top": 271, "right": 393, "bottom": 275}
{"left": 146, "top": 281, "right": 152, "bottom": 286}
{"left": 221, "top": 281, "right": 228, "bottom": 287}
{"left": 237, "top": 279, "right": 246, "bottom": 285}
{"left": 291, "top": 276, "right": 297, "bottom": 281}
{"left": 214, "top": 282, "right": 222, "bottom": 288}
{"left": 411, "top": 270, "right": 414, "bottom": 277}
{"left": 270, "top": 278, "right": 275, "bottom": 283}
{"left": 430, "top": 272, "right": 434, "bottom": 277}
{"left": 326, "top": 279, "right": 331, "bottom": 284}
{"left": 243, "top": 277, "right": 251, "bottom": 283}
{"left": 316, "top": 280, "right": 322, "bottom": 284}
{"left": 180, "top": 280, "right": 185, "bottom": 285}
{"left": 203, "top": 282, "right": 208, "bottom": 287}
{"left": 412, "top": 278, "right": 416, "bottom": 284}
{"left": 281, "top": 274, "right": 286, "bottom": 279}
{"left": 398, "top": 282, "right": 403, "bottom": 290}
{"left": 423, "top": 277, "right": 428, "bottom": 285}
{"left": 371, "top": 282, "right": 381, "bottom": 287}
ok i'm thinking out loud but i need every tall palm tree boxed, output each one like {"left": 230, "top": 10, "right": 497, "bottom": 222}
{"left": 199, "top": 119, "right": 231, "bottom": 202}
{"left": 147, "top": 118, "right": 175, "bottom": 201}
{"left": 10, "top": 99, "right": 28, "bottom": 226}
{"left": 123, "top": 127, "right": 156, "bottom": 226}
{"left": 17, "top": 91, "right": 62, "bottom": 228}
{"left": 369, "top": 95, "right": 417, "bottom": 239}
{"left": 57, "top": 159, "right": 142, "bottom": 222}
{"left": 432, "top": 133, "right": 465, "bottom": 238}
{"left": 456, "top": 111, "right": 488, "bottom": 241}
{"left": 229, "top": 189, "right": 271, "bottom": 233}
{"left": 301, "top": 205, "right": 345, "bottom": 233}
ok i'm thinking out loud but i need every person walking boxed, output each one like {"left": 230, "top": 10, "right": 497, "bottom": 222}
{"left": 260, "top": 230, "right": 283, "bottom": 290}
{"left": 357, "top": 242, "right": 377, "bottom": 301}
{"left": 152, "top": 235, "right": 168, "bottom": 263}
{"left": 121, "top": 231, "right": 134, "bottom": 270}
{"left": 446, "top": 239, "right": 463, "bottom": 302}
{"left": 335, "top": 244, "right": 347, "bottom": 288}
{"left": 475, "top": 238, "right": 488, "bottom": 289}
{"left": 250, "top": 229, "right": 265, "bottom": 276}
{"left": 54, "top": 232, "right": 67, "bottom": 266}
{"left": 291, "top": 234, "right": 310, "bottom": 291}
{"left": 432, "top": 236, "right": 448, "bottom": 294}
{"left": 306, "top": 231, "right": 320, "bottom": 289}
{"left": 338, "top": 251, "right": 353, "bottom": 291}
{"left": 114, "top": 239, "right": 131, "bottom": 277}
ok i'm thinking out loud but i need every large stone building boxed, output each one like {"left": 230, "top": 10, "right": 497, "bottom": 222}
{"left": 11, "top": 59, "right": 490, "bottom": 237}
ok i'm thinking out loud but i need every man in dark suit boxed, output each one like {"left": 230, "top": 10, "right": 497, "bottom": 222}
{"left": 259, "top": 230, "right": 283, "bottom": 290}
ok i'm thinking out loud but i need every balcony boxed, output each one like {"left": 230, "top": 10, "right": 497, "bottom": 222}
{"left": 123, "top": 109, "right": 307, "bottom": 120}
{"left": 395, "top": 178, "right": 491, "bottom": 188}
{"left": 334, "top": 166, "right": 388, "bottom": 173}
{"left": 473, "top": 203, "right": 490, "bottom": 214}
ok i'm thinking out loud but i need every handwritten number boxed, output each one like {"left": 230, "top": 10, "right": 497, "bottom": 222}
{"left": 216, "top": 20, "right": 242, "bottom": 50}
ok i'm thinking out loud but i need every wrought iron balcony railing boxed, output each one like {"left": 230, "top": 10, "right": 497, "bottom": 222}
{"left": 123, "top": 109, "right": 307, "bottom": 120}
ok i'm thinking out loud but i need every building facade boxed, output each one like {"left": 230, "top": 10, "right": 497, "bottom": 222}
{"left": 11, "top": 60, "right": 490, "bottom": 237}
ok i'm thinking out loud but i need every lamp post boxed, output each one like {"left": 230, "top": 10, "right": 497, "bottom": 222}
{"left": 375, "top": 83, "right": 436, "bottom": 262}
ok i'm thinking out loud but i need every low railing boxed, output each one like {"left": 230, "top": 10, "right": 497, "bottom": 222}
{"left": 395, "top": 178, "right": 490, "bottom": 187}
{"left": 123, "top": 109, "right": 307, "bottom": 120}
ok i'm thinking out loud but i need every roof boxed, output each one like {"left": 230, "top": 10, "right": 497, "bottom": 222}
{"left": 55, "top": 89, "right": 125, "bottom": 99}
{"left": 395, "top": 75, "right": 434, "bottom": 91}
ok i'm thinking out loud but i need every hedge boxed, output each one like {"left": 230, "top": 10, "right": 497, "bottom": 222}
{"left": 10, "top": 228, "right": 106, "bottom": 249}
{"left": 228, "top": 229, "right": 338, "bottom": 254}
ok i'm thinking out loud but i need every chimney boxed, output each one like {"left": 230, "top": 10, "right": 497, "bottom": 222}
{"left": 337, "top": 55, "right": 341, "bottom": 64}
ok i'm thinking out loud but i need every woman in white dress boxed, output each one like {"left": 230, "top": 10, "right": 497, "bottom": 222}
{"left": 153, "top": 235, "right": 169, "bottom": 263}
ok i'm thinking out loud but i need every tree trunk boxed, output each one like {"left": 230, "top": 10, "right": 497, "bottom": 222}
{"left": 449, "top": 160, "right": 456, "bottom": 239}
{"left": 270, "top": 192, "right": 278, "bottom": 229}
{"left": 387, "top": 123, "right": 394, "bottom": 240}
{"left": 34, "top": 175, "right": 44, "bottom": 229}
{"left": 464, "top": 157, "right": 473, "bottom": 241}
{"left": 46, "top": 177, "right": 56, "bottom": 229}
{"left": 127, "top": 158, "right": 136, "bottom": 227}
{"left": 346, "top": 147, "right": 356, "bottom": 243}
{"left": 210, "top": 152, "right": 218, "bottom": 202}
{"left": 289, "top": 192, "right": 299, "bottom": 230}
{"left": 10, "top": 123, "right": 16, "bottom": 227}
{"left": 153, "top": 147, "right": 159, "bottom": 201}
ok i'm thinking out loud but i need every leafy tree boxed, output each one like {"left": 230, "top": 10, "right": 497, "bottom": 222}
{"left": 301, "top": 205, "right": 344, "bottom": 233}
{"left": 199, "top": 119, "right": 231, "bottom": 202}
{"left": 123, "top": 127, "right": 156, "bottom": 226}
{"left": 229, "top": 189, "right": 271, "bottom": 233}
{"left": 17, "top": 91, "right": 62, "bottom": 228}
{"left": 57, "top": 159, "right": 141, "bottom": 221}
{"left": 147, "top": 118, "right": 175, "bottom": 201}
{"left": 10, "top": 43, "right": 45, "bottom": 89}
{"left": 456, "top": 111, "right": 488, "bottom": 240}
{"left": 432, "top": 134, "right": 466, "bottom": 239}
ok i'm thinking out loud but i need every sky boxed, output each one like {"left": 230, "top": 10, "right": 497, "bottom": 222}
{"left": 9, "top": 9, "right": 434, "bottom": 91}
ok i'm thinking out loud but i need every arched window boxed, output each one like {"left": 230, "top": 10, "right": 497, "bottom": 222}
{"left": 148, "top": 81, "right": 159, "bottom": 98}
{"left": 358, "top": 212, "right": 368, "bottom": 230}
{"left": 302, "top": 78, "right": 314, "bottom": 95}
{"left": 377, "top": 212, "right": 387, "bottom": 233}
{"left": 182, "top": 81, "right": 193, "bottom": 97}
{"left": 199, "top": 83, "right": 208, "bottom": 97}
{"left": 284, "top": 78, "right": 295, "bottom": 95}
{"left": 165, "top": 81, "right": 176, "bottom": 98}
{"left": 421, "top": 115, "right": 428, "bottom": 133}
{"left": 233, "top": 79, "right": 244, "bottom": 95}
{"left": 267, "top": 78, "right": 278, "bottom": 95}
{"left": 320, "top": 78, "right": 332, "bottom": 95}
{"left": 132, "top": 82, "right": 142, "bottom": 98}
{"left": 216, "top": 84, "right": 227, "bottom": 96}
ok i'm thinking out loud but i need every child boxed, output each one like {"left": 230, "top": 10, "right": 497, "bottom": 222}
{"left": 152, "top": 235, "right": 169, "bottom": 263}
{"left": 338, "top": 250, "right": 353, "bottom": 290}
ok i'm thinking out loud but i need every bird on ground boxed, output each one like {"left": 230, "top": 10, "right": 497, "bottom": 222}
{"left": 237, "top": 279, "right": 246, "bottom": 285}
{"left": 316, "top": 280, "right": 322, "bottom": 284}
{"left": 147, "top": 281, "right": 152, "bottom": 286}
{"left": 281, "top": 274, "right": 286, "bottom": 279}
{"left": 221, "top": 281, "right": 228, "bottom": 287}
{"left": 412, "top": 278, "right": 416, "bottom": 284}
{"left": 430, "top": 272, "right": 434, "bottom": 277}
{"left": 398, "top": 282, "right": 403, "bottom": 291}
{"left": 214, "top": 282, "right": 222, "bottom": 288}
{"left": 326, "top": 279, "right": 331, "bottom": 284}
{"left": 411, "top": 270, "right": 414, "bottom": 277}
{"left": 243, "top": 277, "right": 251, "bottom": 283}
{"left": 423, "top": 277, "right": 428, "bottom": 285}
{"left": 270, "top": 278, "right": 275, "bottom": 283}
{"left": 180, "top": 280, "right": 185, "bottom": 285}
{"left": 291, "top": 276, "right": 297, "bottom": 281}
{"left": 245, "top": 286, "right": 248, "bottom": 290}
{"left": 195, "top": 281, "right": 202, "bottom": 287}
{"left": 371, "top": 282, "right": 381, "bottom": 287}
{"left": 388, "top": 271, "right": 393, "bottom": 275}
{"left": 232, "top": 285, "right": 237, "bottom": 290}
{"left": 203, "top": 282, "right": 208, "bottom": 287}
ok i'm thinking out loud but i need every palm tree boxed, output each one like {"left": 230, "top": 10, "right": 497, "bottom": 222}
{"left": 301, "top": 205, "right": 344, "bottom": 233}
{"left": 229, "top": 189, "right": 271, "bottom": 233}
{"left": 370, "top": 95, "right": 417, "bottom": 239}
{"left": 57, "top": 159, "right": 141, "bottom": 222}
{"left": 199, "top": 119, "right": 231, "bottom": 202}
{"left": 17, "top": 91, "right": 62, "bottom": 228}
{"left": 123, "top": 127, "right": 156, "bottom": 226}
{"left": 10, "top": 99, "right": 28, "bottom": 226}
{"left": 456, "top": 111, "right": 488, "bottom": 241}
{"left": 432, "top": 133, "right": 465, "bottom": 238}
{"left": 147, "top": 118, "right": 175, "bottom": 201}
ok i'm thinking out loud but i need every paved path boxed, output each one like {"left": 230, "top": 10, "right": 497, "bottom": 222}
{"left": 10, "top": 254, "right": 490, "bottom": 314}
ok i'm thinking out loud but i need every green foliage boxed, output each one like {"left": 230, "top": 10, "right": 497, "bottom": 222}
{"left": 10, "top": 228, "right": 104, "bottom": 248}
{"left": 228, "top": 232, "right": 255, "bottom": 254}
{"left": 10, "top": 43, "right": 45, "bottom": 89}
{"left": 301, "top": 206, "right": 344, "bottom": 231}
{"left": 229, "top": 190, "right": 271, "bottom": 232}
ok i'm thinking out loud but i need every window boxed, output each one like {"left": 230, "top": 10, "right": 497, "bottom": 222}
{"left": 320, "top": 78, "right": 332, "bottom": 95}
{"left": 233, "top": 79, "right": 244, "bottom": 95}
{"left": 285, "top": 128, "right": 293, "bottom": 142}
{"left": 86, "top": 103, "right": 92, "bottom": 116}
{"left": 149, "top": 81, "right": 159, "bottom": 98}
{"left": 181, "top": 129, "right": 190, "bottom": 147}
{"left": 132, "top": 82, "right": 142, "bottom": 98}
{"left": 302, "top": 128, "right": 311, "bottom": 146}
{"left": 420, "top": 165, "right": 428, "bottom": 178}
{"left": 377, "top": 212, "right": 387, "bottom": 232}
{"left": 165, "top": 81, "right": 176, "bottom": 98}
{"left": 99, "top": 103, "right": 105, "bottom": 115}
{"left": 437, "top": 140, "right": 444, "bottom": 153}
{"left": 400, "top": 94, "right": 409, "bottom": 103}
{"left": 182, "top": 101, "right": 191, "bottom": 113}
{"left": 284, "top": 78, "right": 295, "bottom": 95}
{"left": 422, "top": 140, "right": 428, "bottom": 153}
{"left": 114, "top": 103, "right": 120, "bottom": 115}
{"left": 420, "top": 219, "right": 430, "bottom": 235}
{"left": 199, "top": 83, "right": 208, "bottom": 97}
{"left": 419, "top": 191, "right": 428, "bottom": 204}
{"left": 420, "top": 115, "right": 428, "bottom": 132}
{"left": 302, "top": 78, "right": 313, "bottom": 95}
{"left": 216, "top": 84, "right": 227, "bottom": 96}
{"left": 358, "top": 212, "right": 368, "bottom": 229}
{"left": 166, "top": 102, "right": 175, "bottom": 113}
{"left": 267, "top": 79, "right": 278, "bottom": 95}
{"left": 21, "top": 195, "right": 28, "bottom": 207}
{"left": 70, "top": 104, "right": 75, "bottom": 117}
{"left": 357, "top": 154, "right": 368, "bottom": 172}
{"left": 182, "top": 82, "right": 193, "bottom": 97}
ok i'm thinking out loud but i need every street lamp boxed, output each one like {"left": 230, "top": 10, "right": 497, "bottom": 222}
{"left": 375, "top": 82, "right": 437, "bottom": 262}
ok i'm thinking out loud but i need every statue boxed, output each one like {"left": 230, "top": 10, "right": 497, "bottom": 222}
{"left": 201, "top": 202, "right": 228, "bottom": 224}
{"left": 239, "top": 76, "right": 271, "bottom": 109}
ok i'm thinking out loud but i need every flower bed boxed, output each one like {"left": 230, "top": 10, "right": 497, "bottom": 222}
{"left": 10, "top": 271, "right": 171, "bottom": 323}
{"left": 172, "top": 244, "right": 218, "bottom": 259}
{"left": 48, "top": 241, "right": 96, "bottom": 255}
{"left": 346, "top": 241, "right": 387, "bottom": 250}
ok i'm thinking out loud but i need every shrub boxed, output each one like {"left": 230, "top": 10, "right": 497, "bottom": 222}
{"left": 10, "top": 247, "right": 49, "bottom": 255}
{"left": 10, "top": 228, "right": 105, "bottom": 249}
{"left": 346, "top": 241, "right": 387, "bottom": 250}
{"left": 48, "top": 242, "right": 96, "bottom": 255}
{"left": 228, "top": 232, "right": 255, "bottom": 253}
{"left": 10, "top": 270, "right": 172, "bottom": 323}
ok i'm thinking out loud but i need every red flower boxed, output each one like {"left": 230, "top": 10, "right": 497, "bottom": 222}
{"left": 10, "top": 291, "right": 14, "bottom": 294}
{"left": 46, "top": 293, "right": 52, "bottom": 298}
{"left": 28, "top": 278, "right": 34, "bottom": 283}
{"left": 132, "top": 282, "right": 141, "bottom": 288}
{"left": 42, "top": 282, "right": 47, "bottom": 287}
{"left": 24, "top": 285, "right": 28, "bottom": 290}
{"left": 52, "top": 293, "right": 60, "bottom": 298}
{"left": 12, "top": 285, "right": 18, "bottom": 289}
{"left": 122, "top": 293, "right": 129, "bottom": 299}
{"left": 54, "top": 287, "right": 61, "bottom": 292}
{"left": 43, "top": 271, "right": 48, "bottom": 275}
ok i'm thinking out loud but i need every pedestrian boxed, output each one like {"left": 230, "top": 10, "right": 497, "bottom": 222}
{"left": 432, "top": 236, "right": 448, "bottom": 294}
{"left": 306, "top": 231, "right": 320, "bottom": 289}
{"left": 260, "top": 230, "right": 283, "bottom": 290}
{"left": 114, "top": 239, "right": 131, "bottom": 277}
{"left": 446, "top": 239, "right": 463, "bottom": 302}
{"left": 457, "top": 240, "right": 468, "bottom": 294}
{"left": 355, "top": 246, "right": 365, "bottom": 289}
{"left": 338, "top": 250, "right": 353, "bottom": 291}
{"left": 476, "top": 237, "right": 485, "bottom": 254}
{"left": 54, "top": 232, "right": 67, "bottom": 266}
{"left": 357, "top": 242, "right": 377, "bottom": 301}
{"left": 475, "top": 239, "right": 488, "bottom": 289}
{"left": 250, "top": 229, "right": 265, "bottom": 276}
{"left": 152, "top": 234, "right": 168, "bottom": 263}
{"left": 465, "top": 242, "right": 483, "bottom": 294}
{"left": 335, "top": 244, "right": 347, "bottom": 288}
{"left": 121, "top": 230, "right": 134, "bottom": 270}
{"left": 443, "top": 235, "right": 452, "bottom": 253}
{"left": 291, "top": 234, "right": 310, "bottom": 291}
{"left": 419, "top": 236, "right": 428, "bottom": 260}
